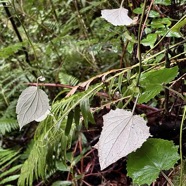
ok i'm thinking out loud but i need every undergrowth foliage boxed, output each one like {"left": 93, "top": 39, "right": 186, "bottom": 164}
{"left": 0, "top": 0, "right": 185, "bottom": 185}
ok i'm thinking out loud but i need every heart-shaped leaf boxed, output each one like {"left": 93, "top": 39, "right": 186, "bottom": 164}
{"left": 97, "top": 109, "right": 150, "bottom": 170}
{"left": 101, "top": 7, "right": 134, "bottom": 26}
{"left": 127, "top": 138, "right": 180, "bottom": 185}
{"left": 16, "top": 86, "right": 50, "bottom": 129}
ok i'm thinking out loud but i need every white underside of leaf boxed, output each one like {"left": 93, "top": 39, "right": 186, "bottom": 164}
{"left": 16, "top": 86, "right": 50, "bottom": 129}
{"left": 35, "top": 107, "right": 51, "bottom": 122}
{"left": 101, "top": 7, "right": 134, "bottom": 26}
{"left": 97, "top": 109, "right": 150, "bottom": 170}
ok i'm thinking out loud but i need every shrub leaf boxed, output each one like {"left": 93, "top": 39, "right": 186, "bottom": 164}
{"left": 96, "top": 109, "right": 150, "bottom": 170}
{"left": 127, "top": 138, "right": 180, "bottom": 185}
{"left": 16, "top": 86, "right": 50, "bottom": 129}
{"left": 101, "top": 7, "right": 134, "bottom": 26}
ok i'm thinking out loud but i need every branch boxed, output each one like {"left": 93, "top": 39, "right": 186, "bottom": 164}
{"left": 26, "top": 82, "right": 109, "bottom": 98}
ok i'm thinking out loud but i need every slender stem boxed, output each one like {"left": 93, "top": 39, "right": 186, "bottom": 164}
{"left": 140, "top": 0, "right": 154, "bottom": 39}
{"left": 179, "top": 106, "right": 186, "bottom": 186}
{"left": 136, "top": 0, "right": 147, "bottom": 87}
{"left": 132, "top": 93, "right": 139, "bottom": 114}
{"left": 164, "top": 86, "right": 185, "bottom": 101}
{"left": 142, "top": 39, "right": 186, "bottom": 64}
{"left": 161, "top": 171, "right": 174, "bottom": 186}
{"left": 120, "top": 0, "right": 125, "bottom": 7}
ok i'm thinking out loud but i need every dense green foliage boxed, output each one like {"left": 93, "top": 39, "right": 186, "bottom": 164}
{"left": 0, "top": 0, "right": 185, "bottom": 185}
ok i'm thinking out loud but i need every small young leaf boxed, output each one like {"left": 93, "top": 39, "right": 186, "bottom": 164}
{"left": 141, "top": 33, "right": 157, "bottom": 49}
{"left": 127, "top": 138, "right": 180, "bottom": 185}
{"left": 133, "top": 7, "right": 142, "bottom": 14}
{"left": 80, "top": 98, "right": 95, "bottom": 128}
{"left": 149, "top": 10, "right": 160, "bottom": 18}
{"left": 16, "top": 86, "right": 50, "bottom": 129}
{"left": 97, "top": 109, "right": 150, "bottom": 170}
{"left": 154, "top": 0, "right": 171, "bottom": 5}
{"left": 52, "top": 180, "right": 72, "bottom": 186}
{"left": 101, "top": 7, "right": 134, "bottom": 26}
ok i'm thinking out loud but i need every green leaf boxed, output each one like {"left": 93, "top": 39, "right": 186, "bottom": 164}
{"left": 133, "top": 3, "right": 144, "bottom": 15}
{"left": 171, "top": 18, "right": 186, "bottom": 32}
{"left": 16, "top": 86, "right": 50, "bottom": 129}
{"left": 123, "top": 31, "right": 137, "bottom": 43}
{"left": 0, "top": 164, "right": 22, "bottom": 179}
{"left": 74, "top": 106, "right": 80, "bottom": 126}
{"left": 151, "top": 18, "right": 171, "bottom": 29}
{"left": 170, "top": 18, "right": 186, "bottom": 38}
{"left": 80, "top": 98, "right": 95, "bottom": 128}
{"left": 139, "top": 84, "right": 162, "bottom": 104}
{"left": 145, "top": 27, "right": 152, "bottom": 34}
{"left": 0, "top": 148, "right": 20, "bottom": 168}
{"left": 127, "top": 138, "right": 180, "bottom": 185}
{"left": 149, "top": 10, "right": 160, "bottom": 18}
{"left": 139, "top": 66, "right": 178, "bottom": 103}
{"left": 133, "top": 7, "right": 142, "bottom": 14}
{"left": 0, "top": 43, "right": 24, "bottom": 59}
{"left": 52, "top": 181, "right": 72, "bottom": 186}
{"left": 166, "top": 30, "right": 182, "bottom": 38}
{"left": 58, "top": 72, "right": 79, "bottom": 86}
{"left": 0, "top": 118, "right": 18, "bottom": 134}
{"left": 154, "top": 0, "right": 171, "bottom": 5}
{"left": 141, "top": 34, "right": 157, "bottom": 48}
{"left": 56, "top": 161, "right": 70, "bottom": 172}
{"left": 65, "top": 110, "right": 74, "bottom": 136}
{"left": 0, "top": 175, "right": 20, "bottom": 185}
{"left": 151, "top": 18, "right": 171, "bottom": 28}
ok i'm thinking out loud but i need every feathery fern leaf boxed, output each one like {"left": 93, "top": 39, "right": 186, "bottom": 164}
{"left": 58, "top": 72, "right": 79, "bottom": 86}
{"left": 0, "top": 148, "right": 22, "bottom": 185}
{"left": 18, "top": 115, "right": 76, "bottom": 186}
{"left": 0, "top": 118, "right": 19, "bottom": 135}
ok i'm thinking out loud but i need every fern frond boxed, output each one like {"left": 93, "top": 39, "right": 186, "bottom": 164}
{"left": 0, "top": 42, "right": 24, "bottom": 59}
{"left": 18, "top": 115, "right": 76, "bottom": 186}
{"left": 58, "top": 72, "right": 79, "bottom": 86}
{"left": 0, "top": 118, "right": 19, "bottom": 135}
{"left": 0, "top": 148, "right": 21, "bottom": 185}
{"left": 2, "top": 100, "right": 17, "bottom": 118}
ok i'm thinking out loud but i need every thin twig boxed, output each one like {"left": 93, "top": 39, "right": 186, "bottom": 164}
{"left": 161, "top": 171, "right": 174, "bottom": 186}
{"left": 140, "top": 0, "right": 154, "bottom": 39}
{"left": 136, "top": 0, "right": 147, "bottom": 87}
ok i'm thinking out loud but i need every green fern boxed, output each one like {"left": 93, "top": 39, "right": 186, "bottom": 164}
{"left": 0, "top": 118, "right": 19, "bottom": 135}
{"left": 18, "top": 83, "right": 103, "bottom": 186}
{"left": 18, "top": 115, "right": 75, "bottom": 186}
{"left": 58, "top": 72, "right": 79, "bottom": 86}
{"left": 0, "top": 148, "right": 22, "bottom": 185}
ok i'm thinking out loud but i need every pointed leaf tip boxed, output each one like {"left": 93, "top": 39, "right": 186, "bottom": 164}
{"left": 16, "top": 86, "right": 50, "bottom": 129}
{"left": 97, "top": 109, "right": 150, "bottom": 170}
